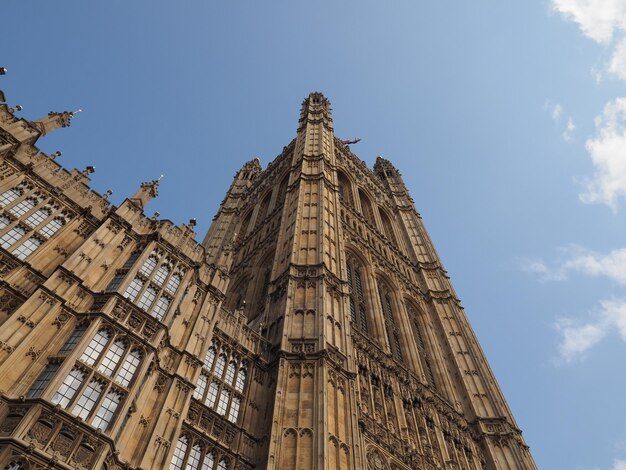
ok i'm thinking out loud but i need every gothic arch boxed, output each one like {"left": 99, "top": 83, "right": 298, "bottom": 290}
{"left": 236, "top": 210, "right": 253, "bottom": 244}
{"left": 337, "top": 169, "right": 354, "bottom": 207}
{"left": 405, "top": 298, "right": 438, "bottom": 389}
{"left": 358, "top": 188, "right": 376, "bottom": 227}
{"left": 375, "top": 276, "right": 404, "bottom": 362}
{"left": 255, "top": 191, "right": 272, "bottom": 226}
{"left": 225, "top": 274, "right": 251, "bottom": 313}
{"left": 378, "top": 207, "right": 398, "bottom": 247}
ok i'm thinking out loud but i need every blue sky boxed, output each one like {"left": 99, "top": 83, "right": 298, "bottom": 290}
{"left": 3, "top": 2, "right": 626, "bottom": 468}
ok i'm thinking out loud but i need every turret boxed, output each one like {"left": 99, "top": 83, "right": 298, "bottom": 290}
{"left": 31, "top": 110, "right": 81, "bottom": 136}
{"left": 129, "top": 177, "right": 161, "bottom": 210}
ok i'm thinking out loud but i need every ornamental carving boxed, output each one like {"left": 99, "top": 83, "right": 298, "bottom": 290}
{"left": 367, "top": 448, "right": 389, "bottom": 470}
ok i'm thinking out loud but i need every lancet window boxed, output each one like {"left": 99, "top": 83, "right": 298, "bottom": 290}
{"left": 378, "top": 283, "right": 403, "bottom": 362}
{"left": 346, "top": 254, "right": 369, "bottom": 332}
{"left": 169, "top": 434, "right": 230, "bottom": 470}
{"left": 378, "top": 208, "right": 398, "bottom": 247}
{"left": 193, "top": 340, "right": 247, "bottom": 424}
{"left": 406, "top": 302, "right": 437, "bottom": 388}
{"left": 0, "top": 182, "right": 71, "bottom": 260}
{"left": 358, "top": 189, "right": 376, "bottom": 227}
{"left": 337, "top": 170, "right": 354, "bottom": 207}
{"left": 36, "top": 325, "right": 144, "bottom": 432}
{"left": 107, "top": 249, "right": 185, "bottom": 321}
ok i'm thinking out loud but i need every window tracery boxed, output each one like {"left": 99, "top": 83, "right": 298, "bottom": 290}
{"left": 169, "top": 434, "right": 230, "bottom": 470}
{"left": 107, "top": 249, "right": 185, "bottom": 321}
{"left": 378, "top": 283, "right": 403, "bottom": 362}
{"left": 346, "top": 254, "right": 369, "bottom": 332}
{"left": 0, "top": 183, "right": 70, "bottom": 260}
{"left": 192, "top": 340, "right": 247, "bottom": 424}
{"left": 44, "top": 325, "right": 143, "bottom": 431}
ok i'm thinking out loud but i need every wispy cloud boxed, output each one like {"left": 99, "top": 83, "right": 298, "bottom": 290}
{"left": 555, "top": 298, "right": 626, "bottom": 362}
{"left": 545, "top": 101, "right": 576, "bottom": 141}
{"left": 552, "top": 0, "right": 626, "bottom": 45}
{"left": 521, "top": 244, "right": 626, "bottom": 284}
{"left": 563, "top": 116, "right": 576, "bottom": 141}
{"left": 552, "top": 0, "right": 626, "bottom": 208}
{"left": 551, "top": 102, "right": 563, "bottom": 123}
{"left": 580, "top": 98, "right": 626, "bottom": 209}
{"left": 614, "top": 459, "right": 626, "bottom": 470}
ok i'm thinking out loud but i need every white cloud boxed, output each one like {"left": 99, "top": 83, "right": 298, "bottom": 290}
{"left": 580, "top": 97, "right": 626, "bottom": 209}
{"left": 552, "top": 0, "right": 626, "bottom": 44}
{"left": 552, "top": 103, "right": 563, "bottom": 123}
{"left": 614, "top": 458, "right": 626, "bottom": 470}
{"left": 544, "top": 101, "right": 576, "bottom": 141}
{"left": 609, "top": 37, "right": 626, "bottom": 80}
{"left": 555, "top": 298, "right": 626, "bottom": 362}
{"left": 522, "top": 244, "right": 626, "bottom": 284}
{"left": 563, "top": 116, "right": 576, "bottom": 141}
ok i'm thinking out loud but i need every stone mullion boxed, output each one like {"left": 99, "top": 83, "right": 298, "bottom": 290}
{"left": 391, "top": 291, "right": 422, "bottom": 377}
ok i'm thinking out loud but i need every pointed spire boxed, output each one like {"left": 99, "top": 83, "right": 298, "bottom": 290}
{"left": 298, "top": 92, "right": 333, "bottom": 133}
{"left": 130, "top": 176, "right": 162, "bottom": 210}
{"left": 32, "top": 109, "right": 81, "bottom": 136}
{"left": 373, "top": 156, "right": 400, "bottom": 178}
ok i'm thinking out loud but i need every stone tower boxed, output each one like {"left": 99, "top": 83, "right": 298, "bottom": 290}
{"left": 0, "top": 82, "right": 536, "bottom": 470}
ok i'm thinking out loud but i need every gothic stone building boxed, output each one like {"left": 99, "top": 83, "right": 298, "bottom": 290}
{"left": 0, "top": 83, "right": 537, "bottom": 470}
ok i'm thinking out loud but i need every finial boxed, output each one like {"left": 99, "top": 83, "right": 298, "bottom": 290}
{"left": 158, "top": 174, "right": 164, "bottom": 181}
{"left": 104, "top": 189, "right": 113, "bottom": 198}
{"left": 52, "top": 151, "right": 62, "bottom": 159}
{"left": 0, "top": 67, "right": 7, "bottom": 75}
{"left": 151, "top": 211, "right": 160, "bottom": 221}
{"left": 189, "top": 218, "right": 197, "bottom": 228}
{"left": 72, "top": 109, "right": 82, "bottom": 115}
{"left": 82, "top": 166, "right": 95, "bottom": 176}
{"left": 8, "top": 105, "right": 23, "bottom": 113}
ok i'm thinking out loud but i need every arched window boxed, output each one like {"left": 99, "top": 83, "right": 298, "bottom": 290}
{"left": 187, "top": 444, "right": 203, "bottom": 469}
{"left": 80, "top": 329, "right": 111, "bottom": 365}
{"left": 92, "top": 390, "right": 122, "bottom": 430}
{"left": 236, "top": 211, "right": 252, "bottom": 244}
{"left": 378, "top": 283, "right": 403, "bottom": 362}
{"left": 337, "top": 171, "right": 354, "bottom": 207}
{"left": 9, "top": 197, "right": 37, "bottom": 217}
{"left": 40, "top": 217, "right": 65, "bottom": 238}
{"left": 25, "top": 207, "right": 51, "bottom": 228}
{"left": 0, "top": 226, "right": 26, "bottom": 249}
{"left": 194, "top": 343, "right": 247, "bottom": 425}
{"left": 140, "top": 255, "right": 158, "bottom": 276}
{"left": 166, "top": 273, "right": 182, "bottom": 294}
{"left": 346, "top": 254, "right": 369, "bottom": 332}
{"left": 256, "top": 192, "right": 272, "bottom": 224}
{"left": 170, "top": 435, "right": 189, "bottom": 470}
{"left": 204, "top": 345, "right": 216, "bottom": 369}
{"left": 124, "top": 251, "right": 184, "bottom": 321}
{"left": 153, "top": 263, "right": 171, "bottom": 286}
{"left": 235, "top": 367, "right": 246, "bottom": 393}
{"left": 13, "top": 236, "right": 42, "bottom": 259}
{"left": 51, "top": 367, "right": 86, "bottom": 407}
{"left": 407, "top": 302, "right": 437, "bottom": 388}
{"left": 115, "top": 349, "right": 142, "bottom": 387}
{"left": 0, "top": 187, "right": 23, "bottom": 206}
{"left": 194, "top": 373, "right": 208, "bottom": 400}
{"left": 378, "top": 208, "right": 398, "bottom": 246}
{"left": 214, "top": 354, "right": 227, "bottom": 378}
{"left": 202, "top": 452, "right": 216, "bottom": 470}
{"left": 97, "top": 339, "right": 127, "bottom": 377}
{"left": 225, "top": 362, "right": 237, "bottom": 385}
{"left": 358, "top": 189, "right": 376, "bottom": 226}
{"left": 217, "top": 459, "right": 229, "bottom": 470}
